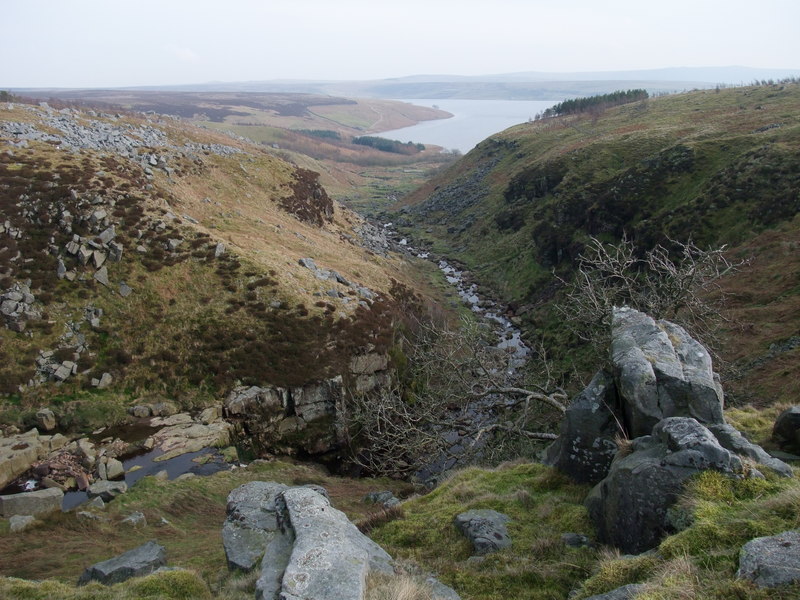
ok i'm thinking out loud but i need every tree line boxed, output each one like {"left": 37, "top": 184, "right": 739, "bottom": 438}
{"left": 540, "top": 89, "right": 649, "bottom": 119}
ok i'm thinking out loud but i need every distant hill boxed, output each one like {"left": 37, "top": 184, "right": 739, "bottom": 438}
{"left": 13, "top": 66, "right": 797, "bottom": 100}
{"left": 389, "top": 82, "right": 800, "bottom": 405}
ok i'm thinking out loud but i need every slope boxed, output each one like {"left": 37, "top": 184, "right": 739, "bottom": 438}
{"left": 391, "top": 82, "right": 800, "bottom": 404}
{"left": 0, "top": 99, "right": 432, "bottom": 429}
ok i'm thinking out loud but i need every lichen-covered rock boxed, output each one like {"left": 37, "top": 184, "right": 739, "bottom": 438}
{"left": 0, "top": 428, "right": 45, "bottom": 489}
{"left": 586, "top": 417, "right": 744, "bottom": 554}
{"left": 611, "top": 307, "right": 724, "bottom": 437}
{"left": 256, "top": 486, "right": 393, "bottom": 600}
{"left": 737, "top": 529, "right": 800, "bottom": 587}
{"left": 223, "top": 481, "right": 288, "bottom": 572}
{"left": 454, "top": 509, "right": 512, "bottom": 556}
{"left": 78, "top": 540, "right": 166, "bottom": 585}
{"left": 543, "top": 370, "right": 621, "bottom": 484}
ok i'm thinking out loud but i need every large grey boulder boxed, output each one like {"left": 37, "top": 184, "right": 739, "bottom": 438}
{"left": 543, "top": 370, "right": 622, "bottom": 483}
{"left": 773, "top": 407, "right": 800, "bottom": 454}
{"left": 253, "top": 485, "right": 393, "bottom": 600}
{"left": 454, "top": 509, "right": 512, "bottom": 556}
{"left": 586, "top": 417, "right": 744, "bottom": 554}
{"left": 737, "top": 529, "right": 800, "bottom": 587}
{"left": 611, "top": 307, "right": 724, "bottom": 438}
{"left": 0, "top": 487, "right": 63, "bottom": 517}
{"left": 223, "top": 481, "right": 288, "bottom": 572}
{"left": 708, "top": 423, "right": 793, "bottom": 478}
{"left": 78, "top": 540, "right": 166, "bottom": 585}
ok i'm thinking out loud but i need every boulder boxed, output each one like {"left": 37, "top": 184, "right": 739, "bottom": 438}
{"left": 453, "top": 509, "right": 512, "bottom": 556}
{"left": 0, "top": 487, "right": 63, "bottom": 518}
{"left": 87, "top": 479, "right": 127, "bottom": 502}
{"left": 611, "top": 307, "right": 724, "bottom": 437}
{"left": 708, "top": 423, "right": 793, "bottom": 477}
{"left": 586, "top": 417, "right": 745, "bottom": 554}
{"left": 543, "top": 370, "right": 621, "bottom": 483}
{"left": 35, "top": 408, "right": 57, "bottom": 432}
{"left": 223, "top": 481, "right": 288, "bottom": 572}
{"left": 585, "top": 584, "right": 645, "bottom": 600}
{"left": 78, "top": 540, "right": 166, "bottom": 585}
{"left": 773, "top": 407, "right": 800, "bottom": 454}
{"left": 9, "top": 514, "right": 37, "bottom": 533}
{"left": 737, "top": 529, "right": 800, "bottom": 588}
{"left": 255, "top": 486, "right": 393, "bottom": 600}
{"left": 149, "top": 415, "right": 232, "bottom": 461}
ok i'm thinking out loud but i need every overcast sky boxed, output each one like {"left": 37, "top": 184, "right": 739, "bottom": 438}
{"left": 3, "top": 0, "right": 799, "bottom": 87}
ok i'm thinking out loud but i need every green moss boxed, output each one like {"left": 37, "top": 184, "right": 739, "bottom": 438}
{"left": 370, "top": 462, "right": 596, "bottom": 600}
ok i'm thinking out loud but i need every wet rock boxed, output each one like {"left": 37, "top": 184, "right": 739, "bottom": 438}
{"left": 454, "top": 509, "right": 512, "bottom": 556}
{"left": 78, "top": 540, "right": 166, "bottom": 586}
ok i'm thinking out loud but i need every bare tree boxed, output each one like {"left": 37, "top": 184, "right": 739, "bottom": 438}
{"left": 555, "top": 235, "right": 748, "bottom": 354}
{"left": 340, "top": 317, "right": 565, "bottom": 478}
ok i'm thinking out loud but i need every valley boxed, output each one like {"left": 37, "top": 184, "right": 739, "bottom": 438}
{"left": 1, "top": 82, "right": 800, "bottom": 600}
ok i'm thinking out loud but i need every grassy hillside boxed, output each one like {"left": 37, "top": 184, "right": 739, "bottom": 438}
{"left": 0, "top": 100, "right": 435, "bottom": 429}
{"left": 391, "top": 82, "right": 800, "bottom": 405}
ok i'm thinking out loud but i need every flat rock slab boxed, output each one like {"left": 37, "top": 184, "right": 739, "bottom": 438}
{"left": 0, "top": 487, "right": 63, "bottom": 518}
{"left": 454, "top": 509, "right": 512, "bottom": 555}
{"left": 78, "top": 540, "right": 166, "bottom": 585}
{"left": 738, "top": 529, "right": 800, "bottom": 588}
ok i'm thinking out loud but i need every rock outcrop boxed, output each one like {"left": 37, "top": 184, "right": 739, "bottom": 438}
{"left": 78, "top": 540, "right": 166, "bottom": 586}
{"left": 223, "top": 481, "right": 396, "bottom": 600}
{"left": 255, "top": 486, "right": 393, "bottom": 600}
{"left": 222, "top": 481, "right": 288, "bottom": 572}
{"left": 585, "top": 417, "right": 745, "bottom": 554}
{"left": 543, "top": 371, "right": 621, "bottom": 484}
{"left": 546, "top": 307, "right": 791, "bottom": 486}
{"left": 225, "top": 378, "right": 344, "bottom": 456}
{"left": 610, "top": 307, "right": 724, "bottom": 437}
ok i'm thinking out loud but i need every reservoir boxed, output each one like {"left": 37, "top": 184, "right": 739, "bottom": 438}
{"left": 375, "top": 98, "right": 558, "bottom": 153}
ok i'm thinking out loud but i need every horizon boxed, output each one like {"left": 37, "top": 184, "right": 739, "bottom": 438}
{"left": 3, "top": 0, "right": 800, "bottom": 88}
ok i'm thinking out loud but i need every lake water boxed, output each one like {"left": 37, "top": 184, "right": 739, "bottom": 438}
{"left": 375, "top": 99, "right": 558, "bottom": 153}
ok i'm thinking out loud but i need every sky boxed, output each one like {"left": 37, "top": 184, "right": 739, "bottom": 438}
{"left": 2, "top": 0, "right": 799, "bottom": 88}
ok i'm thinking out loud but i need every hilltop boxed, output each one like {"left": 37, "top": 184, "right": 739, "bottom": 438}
{"left": 390, "top": 82, "right": 800, "bottom": 405}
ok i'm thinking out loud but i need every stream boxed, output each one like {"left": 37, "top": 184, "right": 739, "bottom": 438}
{"left": 385, "top": 223, "right": 533, "bottom": 481}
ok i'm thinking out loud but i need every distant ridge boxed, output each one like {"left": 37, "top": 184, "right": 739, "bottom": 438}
{"left": 9, "top": 66, "right": 799, "bottom": 101}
